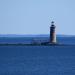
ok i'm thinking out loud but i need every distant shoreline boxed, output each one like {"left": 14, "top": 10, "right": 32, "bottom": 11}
{"left": 0, "top": 43, "right": 75, "bottom": 46}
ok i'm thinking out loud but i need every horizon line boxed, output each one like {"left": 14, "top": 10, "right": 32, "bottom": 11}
{"left": 0, "top": 34, "right": 75, "bottom": 36}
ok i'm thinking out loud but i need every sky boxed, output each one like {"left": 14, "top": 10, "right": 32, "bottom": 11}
{"left": 0, "top": 0, "right": 75, "bottom": 35}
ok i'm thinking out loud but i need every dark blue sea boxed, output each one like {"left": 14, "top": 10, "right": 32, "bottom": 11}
{"left": 0, "top": 37, "right": 75, "bottom": 75}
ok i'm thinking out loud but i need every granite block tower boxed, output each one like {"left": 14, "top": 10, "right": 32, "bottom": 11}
{"left": 50, "top": 21, "right": 56, "bottom": 43}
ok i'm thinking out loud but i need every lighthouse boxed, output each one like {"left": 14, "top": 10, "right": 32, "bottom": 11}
{"left": 50, "top": 21, "right": 56, "bottom": 44}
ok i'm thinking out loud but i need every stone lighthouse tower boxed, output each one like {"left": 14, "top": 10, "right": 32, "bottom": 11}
{"left": 50, "top": 21, "right": 56, "bottom": 44}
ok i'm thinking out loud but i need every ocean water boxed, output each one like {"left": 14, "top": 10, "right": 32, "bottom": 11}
{"left": 0, "top": 37, "right": 75, "bottom": 75}
{"left": 0, "top": 37, "right": 75, "bottom": 44}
